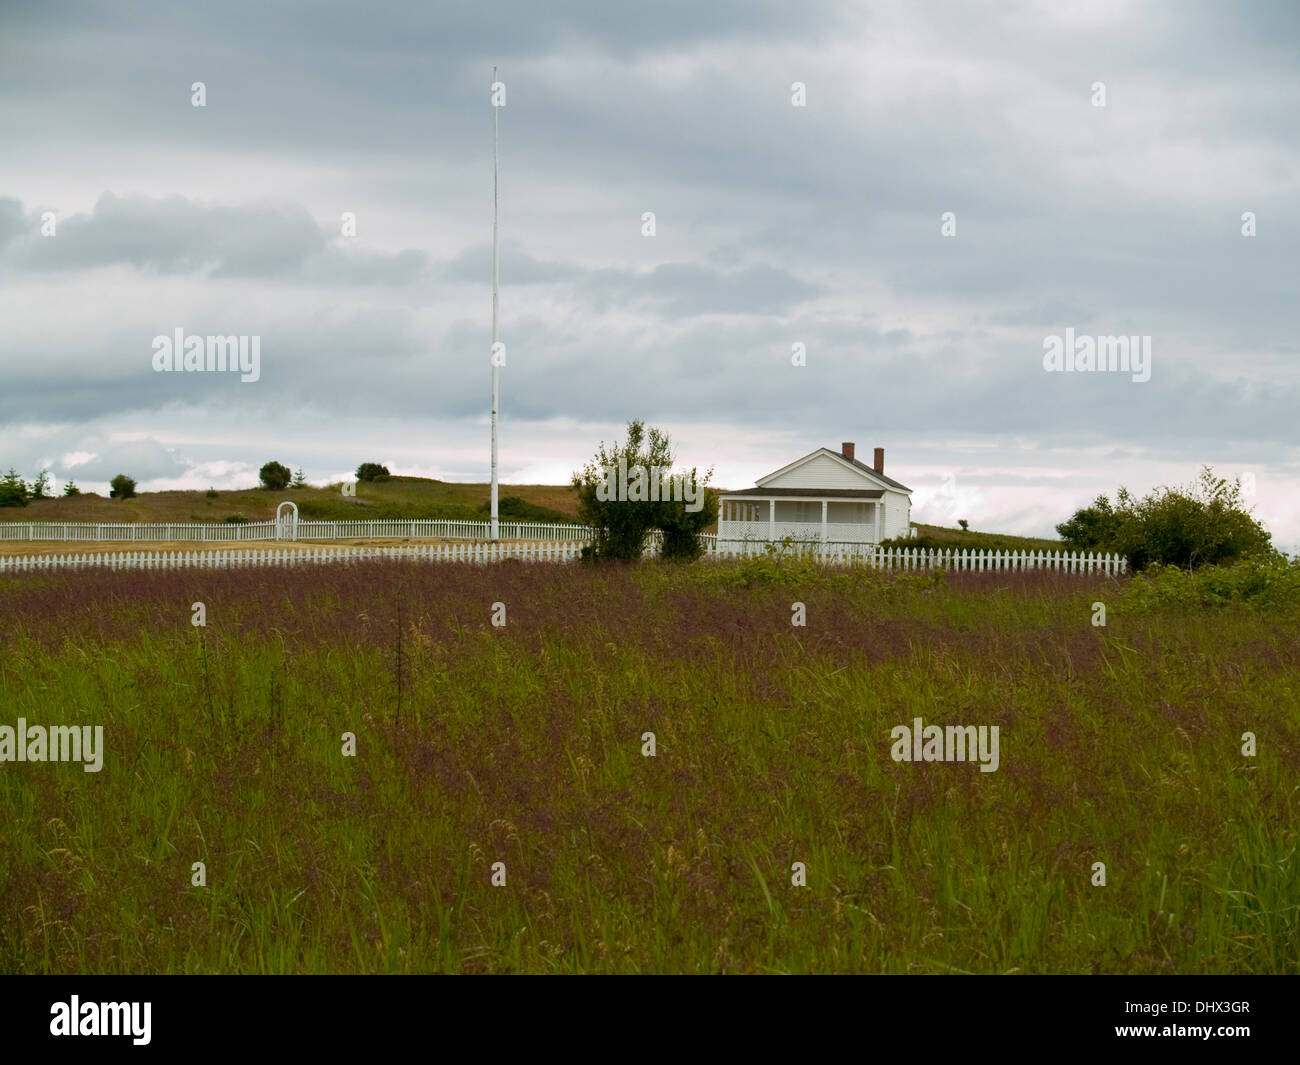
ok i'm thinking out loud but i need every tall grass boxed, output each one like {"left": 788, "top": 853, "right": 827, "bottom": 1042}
{"left": 0, "top": 559, "right": 1295, "bottom": 973}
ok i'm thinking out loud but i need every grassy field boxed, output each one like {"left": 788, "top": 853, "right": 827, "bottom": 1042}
{"left": 0, "top": 476, "right": 582, "bottom": 525}
{"left": 0, "top": 556, "right": 1295, "bottom": 974}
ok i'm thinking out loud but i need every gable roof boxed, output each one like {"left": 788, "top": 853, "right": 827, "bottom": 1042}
{"left": 844, "top": 454, "right": 912, "bottom": 493}
{"left": 721, "top": 486, "right": 884, "bottom": 499}
{"left": 756, "top": 447, "right": 912, "bottom": 494}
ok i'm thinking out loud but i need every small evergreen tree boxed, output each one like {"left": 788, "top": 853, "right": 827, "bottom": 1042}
{"left": 30, "top": 469, "right": 51, "bottom": 499}
{"left": 63, "top": 480, "right": 80, "bottom": 496}
{"left": 0, "top": 468, "right": 29, "bottom": 507}
{"left": 291, "top": 467, "right": 308, "bottom": 489}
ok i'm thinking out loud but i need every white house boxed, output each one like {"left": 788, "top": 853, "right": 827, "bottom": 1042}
{"left": 716, "top": 442, "right": 912, "bottom": 545}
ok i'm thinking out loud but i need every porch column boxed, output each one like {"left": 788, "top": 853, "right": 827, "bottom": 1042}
{"left": 768, "top": 498, "right": 775, "bottom": 541}
{"left": 874, "top": 499, "right": 881, "bottom": 542}
{"left": 821, "top": 500, "right": 828, "bottom": 544}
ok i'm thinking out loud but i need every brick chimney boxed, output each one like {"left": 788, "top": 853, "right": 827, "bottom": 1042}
{"left": 873, "top": 447, "right": 885, "bottom": 474}
{"left": 841, "top": 442, "right": 855, "bottom": 462}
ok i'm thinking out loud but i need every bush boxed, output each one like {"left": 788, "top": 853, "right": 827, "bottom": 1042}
{"left": 206, "top": 488, "right": 219, "bottom": 499}
{"left": 0, "top": 468, "right": 28, "bottom": 507}
{"left": 356, "top": 463, "right": 391, "bottom": 482}
{"left": 259, "top": 461, "right": 292, "bottom": 491}
{"left": 223, "top": 514, "right": 249, "bottom": 524}
{"left": 1055, "top": 494, "right": 1120, "bottom": 551}
{"left": 1122, "top": 556, "right": 1300, "bottom": 615}
{"left": 571, "top": 420, "right": 715, "bottom": 561}
{"left": 1058, "top": 467, "right": 1274, "bottom": 571}
{"left": 109, "top": 474, "right": 136, "bottom": 500}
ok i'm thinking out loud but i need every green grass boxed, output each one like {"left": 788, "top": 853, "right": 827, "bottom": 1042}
{"left": 904, "top": 523, "right": 1066, "bottom": 552}
{"left": 0, "top": 476, "right": 580, "bottom": 525}
{"left": 0, "top": 558, "right": 1295, "bottom": 973}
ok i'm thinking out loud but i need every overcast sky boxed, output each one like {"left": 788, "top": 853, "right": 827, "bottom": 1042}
{"left": 1, "top": 0, "right": 1297, "bottom": 547}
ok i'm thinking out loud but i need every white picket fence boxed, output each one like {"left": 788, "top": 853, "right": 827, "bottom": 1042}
{"left": 0, "top": 517, "right": 595, "bottom": 543}
{"left": 716, "top": 541, "right": 1127, "bottom": 574}
{"left": 0, "top": 542, "right": 586, "bottom": 571}
{"left": 0, "top": 541, "right": 1127, "bottom": 574}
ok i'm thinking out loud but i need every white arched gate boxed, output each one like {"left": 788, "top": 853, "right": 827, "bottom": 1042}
{"left": 275, "top": 500, "right": 299, "bottom": 541}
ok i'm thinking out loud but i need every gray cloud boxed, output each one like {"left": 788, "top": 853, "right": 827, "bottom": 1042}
{"left": 1, "top": 193, "right": 429, "bottom": 282}
{"left": 0, "top": 0, "right": 1297, "bottom": 547}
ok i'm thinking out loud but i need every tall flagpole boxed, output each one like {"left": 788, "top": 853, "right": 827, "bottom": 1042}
{"left": 489, "top": 66, "right": 501, "bottom": 541}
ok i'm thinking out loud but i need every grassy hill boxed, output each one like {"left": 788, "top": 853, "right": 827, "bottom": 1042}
{"left": 0, "top": 479, "right": 1067, "bottom": 550}
{"left": 906, "top": 523, "right": 1065, "bottom": 553}
{"left": 0, "top": 476, "right": 581, "bottom": 524}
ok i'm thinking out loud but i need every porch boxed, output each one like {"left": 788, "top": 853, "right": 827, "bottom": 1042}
{"left": 716, "top": 490, "right": 884, "bottom": 544}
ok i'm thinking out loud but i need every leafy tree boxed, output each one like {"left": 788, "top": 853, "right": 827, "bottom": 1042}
{"left": 291, "top": 467, "right": 308, "bottom": 489}
{"left": 63, "top": 480, "right": 81, "bottom": 497}
{"left": 259, "top": 461, "right": 292, "bottom": 490}
{"left": 1058, "top": 467, "right": 1273, "bottom": 571}
{"left": 0, "top": 468, "right": 29, "bottom": 507}
{"left": 1056, "top": 494, "right": 1120, "bottom": 551}
{"left": 958, "top": 519, "right": 969, "bottom": 532}
{"left": 572, "top": 420, "right": 715, "bottom": 561}
{"left": 109, "top": 474, "right": 136, "bottom": 500}
{"left": 356, "top": 462, "right": 391, "bottom": 482}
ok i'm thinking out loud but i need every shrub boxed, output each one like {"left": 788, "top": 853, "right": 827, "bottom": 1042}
{"left": 1058, "top": 467, "right": 1274, "bottom": 571}
{"left": 1055, "top": 494, "right": 1120, "bottom": 551}
{"left": 109, "top": 474, "right": 136, "bottom": 500}
{"left": 259, "top": 461, "right": 292, "bottom": 491}
{"left": 1122, "top": 556, "right": 1300, "bottom": 615}
{"left": 571, "top": 420, "right": 715, "bottom": 561}
{"left": 356, "top": 463, "right": 391, "bottom": 482}
{"left": 206, "top": 488, "right": 219, "bottom": 499}
{"left": 223, "top": 514, "right": 249, "bottom": 524}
